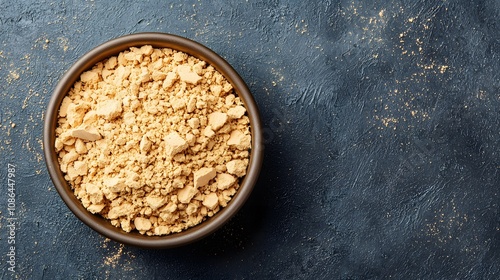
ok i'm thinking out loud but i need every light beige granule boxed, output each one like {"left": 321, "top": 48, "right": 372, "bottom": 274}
{"left": 55, "top": 45, "right": 251, "bottom": 236}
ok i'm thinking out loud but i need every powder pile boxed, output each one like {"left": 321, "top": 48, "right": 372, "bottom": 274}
{"left": 55, "top": 45, "right": 251, "bottom": 235}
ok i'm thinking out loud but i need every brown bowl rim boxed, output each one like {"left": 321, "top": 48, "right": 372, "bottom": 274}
{"left": 43, "top": 32, "right": 263, "bottom": 248}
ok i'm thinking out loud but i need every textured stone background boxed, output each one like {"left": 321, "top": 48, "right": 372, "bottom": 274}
{"left": 0, "top": 0, "right": 499, "bottom": 279}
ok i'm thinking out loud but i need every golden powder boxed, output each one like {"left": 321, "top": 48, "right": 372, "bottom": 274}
{"left": 55, "top": 45, "right": 251, "bottom": 236}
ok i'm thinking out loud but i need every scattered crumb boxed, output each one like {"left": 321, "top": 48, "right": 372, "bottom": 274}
{"left": 103, "top": 244, "right": 124, "bottom": 268}
{"left": 6, "top": 70, "right": 20, "bottom": 83}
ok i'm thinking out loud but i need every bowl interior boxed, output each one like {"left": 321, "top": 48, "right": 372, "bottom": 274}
{"left": 43, "top": 33, "right": 263, "bottom": 248}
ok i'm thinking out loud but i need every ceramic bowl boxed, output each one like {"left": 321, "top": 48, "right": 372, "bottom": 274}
{"left": 43, "top": 32, "right": 263, "bottom": 248}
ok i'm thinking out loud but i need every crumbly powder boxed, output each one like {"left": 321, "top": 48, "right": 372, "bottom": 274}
{"left": 55, "top": 45, "right": 251, "bottom": 236}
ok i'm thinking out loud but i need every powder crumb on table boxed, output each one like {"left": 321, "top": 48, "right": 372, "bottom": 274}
{"left": 55, "top": 46, "right": 251, "bottom": 236}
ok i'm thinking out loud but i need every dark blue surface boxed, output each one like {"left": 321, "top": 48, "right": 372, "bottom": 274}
{"left": 0, "top": 0, "right": 499, "bottom": 279}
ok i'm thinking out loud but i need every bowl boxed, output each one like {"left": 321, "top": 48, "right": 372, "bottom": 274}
{"left": 43, "top": 32, "right": 263, "bottom": 248}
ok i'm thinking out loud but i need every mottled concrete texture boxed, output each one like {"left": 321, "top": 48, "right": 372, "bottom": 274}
{"left": 0, "top": 0, "right": 499, "bottom": 279}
